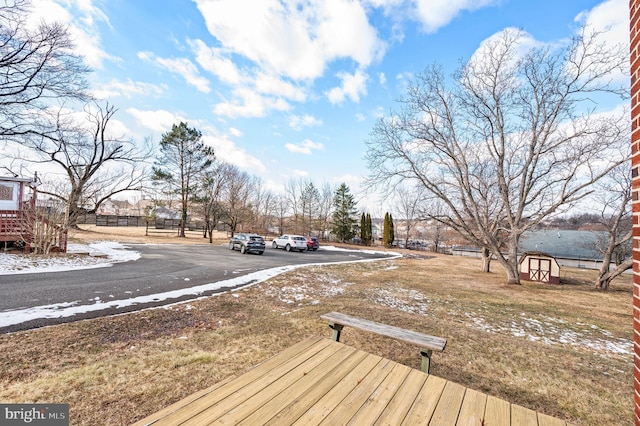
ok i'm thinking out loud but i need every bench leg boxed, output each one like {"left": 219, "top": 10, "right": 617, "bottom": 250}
{"left": 328, "top": 323, "right": 344, "bottom": 342}
{"left": 420, "top": 349, "right": 433, "bottom": 374}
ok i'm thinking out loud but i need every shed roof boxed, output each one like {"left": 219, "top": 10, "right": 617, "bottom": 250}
{"left": 518, "top": 251, "right": 558, "bottom": 264}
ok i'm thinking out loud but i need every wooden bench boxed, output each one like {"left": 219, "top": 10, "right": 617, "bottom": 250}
{"left": 320, "top": 311, "right": 447, "bottom": 374}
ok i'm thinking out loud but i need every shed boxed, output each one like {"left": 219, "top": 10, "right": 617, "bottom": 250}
{"left": 518, "top": 251, "right": 561, "bottom": 284}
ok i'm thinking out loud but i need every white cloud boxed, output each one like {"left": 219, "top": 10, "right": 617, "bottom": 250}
{"left": 469, "top": 27, "right": 539, "bottom": 72}
{"left": 576, "top": 0, "right": 626, "bottom": 43}
{"left": 333, "top": 174, "right": 363, "bottom": 189}
{"left": 202, "top": 134, "right": 266, "bottom": 172}
{"left": 214, "top": 87, "right": 291, "bottom": 118}
{"left": 378, "top": 72, "right": 387, "bottom": 86}
{"left": 355, "top": 113, "right": 367, "bottom": 122}
{"left": 293, "top": 170, "right": 309, "bottom": 177}
{"left": 127, "top": 108, "right": 185, "bottom": 133}
{"left": 193, "top": 0, "right": 386, "bottom": 80}
{"left": 92, "top": 79, "right": 167, "bottom": 99}
{"left": 189, "top": 38, "right": 244, "bottom": 85}
{"left": 285, "top": 139, "right": 325, "bottom": 155}
{"left": 326, "top": 69, "right": 369, "bottom": 104}
{"left": 139, "top": 52, "right": 211, "bottom": 93}
{"left": 30, "top": 0, "right": 116, "bottom": 69}
{"left": 289, "top": 114, "right": 323, "bottom": 130}
{"left": 254, "top": 72, "right": 307, "bottom": 102}
{"left": 413, "top": 0, "right": 501, "bottom": 33}
{"left": 229, "top": 127, "right": 243, "bottom": 137}
{"left": 575, "top": 0, "right": 629, "bottom": 82}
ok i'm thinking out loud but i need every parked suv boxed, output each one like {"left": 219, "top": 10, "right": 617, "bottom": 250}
{"left": 305, "top": 236, "right": 319, "bottom": 251}
{"left": 229, "top": 233, "right": 265, "bottom": 255}
{"left": 272, "top": 235, "right": 307, "bottom": 252}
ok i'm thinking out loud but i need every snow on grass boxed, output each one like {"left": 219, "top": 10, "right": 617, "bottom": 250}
{"left": 0, "top": 242, "right": 141, "bottom": 275}
{"left": 261, "top": 268, "right": 355, "bottom": 306}
{"left": 465, "top": 311, "right": 632, "bottom": 358}
{"left": 365, "top": 286, "right": 433, "bottom": 316}
{"left": 360, "top": 285, "right": 630, "bottom": 360}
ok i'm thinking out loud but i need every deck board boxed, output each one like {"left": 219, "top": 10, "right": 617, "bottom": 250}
{"left": 373, "top": 368, "right": 428, "bottom": 425}
{"left": 457, "top": 388, "right": 488, "bottom": 426}
{"left": 401, "top": 375, "right": 448, "bottom": 425}
{"left": 429, "top": 380, "right": 466, "bottom": 425}
{"left": 263, "top": 349, "right": 370, "bottom": 425}
{"left": 345, "top": 362, "right": 412, "bottom": 425}
{"left": 484, "top": 395, "right": 511, "bottom": 426}
{"left": 132, "top": 337, "right": 569, "bottom": 426}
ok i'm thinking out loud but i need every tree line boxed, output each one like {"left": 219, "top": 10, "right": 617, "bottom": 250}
{"left": 0, "top": 2, "right": 630, "bottom": 289}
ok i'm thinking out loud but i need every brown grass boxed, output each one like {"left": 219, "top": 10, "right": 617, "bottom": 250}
{"left": 0, "top": 226, "right": 632, "bottom": 425}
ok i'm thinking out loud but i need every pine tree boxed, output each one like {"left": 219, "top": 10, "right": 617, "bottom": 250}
{"left": 331, "top": 183, "right": 358, "bottom": 243}
{"left": 383, "top": 212, "right": 390, "bottom": 247}
{"left": 389, "top": 213, "right": 395, "bottom": 247}
{"left": 365, "top": 213, "right": 372, "bottom": 246}
{"left": 360, "top": 212, "right": 366, "bottom": 245}
{"left": 152, "top": 122, "right": 214, "bottom": 237}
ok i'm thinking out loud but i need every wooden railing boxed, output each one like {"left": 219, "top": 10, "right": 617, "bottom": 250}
{"left": 0, "top": 209, "right": 67, "bottom": 252}
{"left": 0, "top": 211, "right": 27, "bottom": 241}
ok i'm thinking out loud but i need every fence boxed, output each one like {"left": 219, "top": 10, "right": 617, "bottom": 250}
{"left": 84, "top": 214, "right": 208, "bottom": 231}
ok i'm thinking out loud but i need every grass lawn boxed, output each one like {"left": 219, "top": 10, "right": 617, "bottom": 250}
{"left": 0, "top": 226, "right": 632, "bottom": 425}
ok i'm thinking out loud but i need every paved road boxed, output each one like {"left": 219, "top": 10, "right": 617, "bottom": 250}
{"left": 0, "top": 244, "right": 396, "bottom": 333}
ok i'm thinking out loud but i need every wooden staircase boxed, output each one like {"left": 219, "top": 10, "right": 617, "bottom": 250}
{"left": 0, "top": 209, "right": 68, "bottom": 253}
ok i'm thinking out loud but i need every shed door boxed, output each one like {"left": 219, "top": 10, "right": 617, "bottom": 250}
{"left": 529, "top": 258, "right": 551, "bottom": 282}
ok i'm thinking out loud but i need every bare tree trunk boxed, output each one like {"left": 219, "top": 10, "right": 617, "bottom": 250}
{"left": 481, "top": 247, "right": 492, "bottom": 273}
{"left": 596, "top": 257, "right": 632, "bottom": 290}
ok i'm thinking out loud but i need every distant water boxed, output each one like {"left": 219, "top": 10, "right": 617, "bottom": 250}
{"left": 519, "top": 230, "right": 603, "bottom": 260}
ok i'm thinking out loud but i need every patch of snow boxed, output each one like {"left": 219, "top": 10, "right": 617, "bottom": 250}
{"left": 366, "top": 287, "right": 433, "bottom": 316}
{"left": 0, "top": 242, "right": 141, "bottom": 275}
{"left": 466, "top": 312, "right": 632, "bottom": 358}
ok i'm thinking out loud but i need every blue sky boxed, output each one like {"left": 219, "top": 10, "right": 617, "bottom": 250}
{"left": 25, "top": 0, "right": 628, "bottom": 214}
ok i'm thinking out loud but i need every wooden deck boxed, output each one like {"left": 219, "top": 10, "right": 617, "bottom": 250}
{"left": 132, "top": 337, "right": 570, "bottom": 426}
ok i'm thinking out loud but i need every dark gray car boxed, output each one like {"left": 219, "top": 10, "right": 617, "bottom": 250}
{"left": 229, "top": 233, "right": 265, "bottom": 254}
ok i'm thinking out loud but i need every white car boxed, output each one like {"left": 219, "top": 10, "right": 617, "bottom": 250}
{"left": 272, "top": 235, "right": 308, "bottom": 252}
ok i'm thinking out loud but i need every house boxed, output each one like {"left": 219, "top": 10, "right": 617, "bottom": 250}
{"left": 518, "top": 251, "right": 560, "bottom": 284}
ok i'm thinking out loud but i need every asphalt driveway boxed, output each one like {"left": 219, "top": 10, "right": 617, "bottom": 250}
{"left": 0, "top": 243, "right": 397, "bottom": 333}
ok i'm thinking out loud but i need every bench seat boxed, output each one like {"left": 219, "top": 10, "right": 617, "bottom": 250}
{"left": 320, "top": 311, "right": 447, "bottom": 373}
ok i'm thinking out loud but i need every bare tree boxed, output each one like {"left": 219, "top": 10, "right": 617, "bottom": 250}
{"left": 366, "top": 27, "right": 629, "bottom": 284}
{"left": 13, "top": 103, "right": 148, "bottom": 229}
{"left": 396, "top": 185, "right": 424, "bottom": 249}
{"left": 591, "top": 161, "right": 632, "bottom": 290}
{"left": 152, "top": 122, "right": 214, "bottom": 237}
{"left": 301, "top": 181, "right": 319, "bottom": 236}
{"left": 316, "top": 182, "right": 335, "bottom": 241}
{"left": 196, "top": 161, "right": 232, "bottom": 243}
{"left": 221, "top": 166, "right": 253, "bottom": 236}
{"left": 0, "top": 0, "right": 90, "bottom": 142}
{"left": 251, "top": 180, "right": 276, "bottom": 235}
{"left": 274, "top": 194, "right": 290, "bottom": 236}
{"left": 284, "top": 178, "right": 306, "bottom": 234}
{"left": 18, "top": 189, "right": 67, "bottom": 254}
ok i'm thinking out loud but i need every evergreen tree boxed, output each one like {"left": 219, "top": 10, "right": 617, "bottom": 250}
{"left": 331, "top": 183, "right": 358, "bottom": 243}
{"left": 389, "top": 213, "right": 395, "bottom": 247}
{"left": 365, "top": 213, "right": 372, "bottom": 246}
{"left": 152, "top": 122, "right": 214, "bottom": 237}
{"left": 383, "top": 212, "right": 390, "bottom": 247}
{"left": 360, "top": 212, "right": 366, "bottom": 245}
